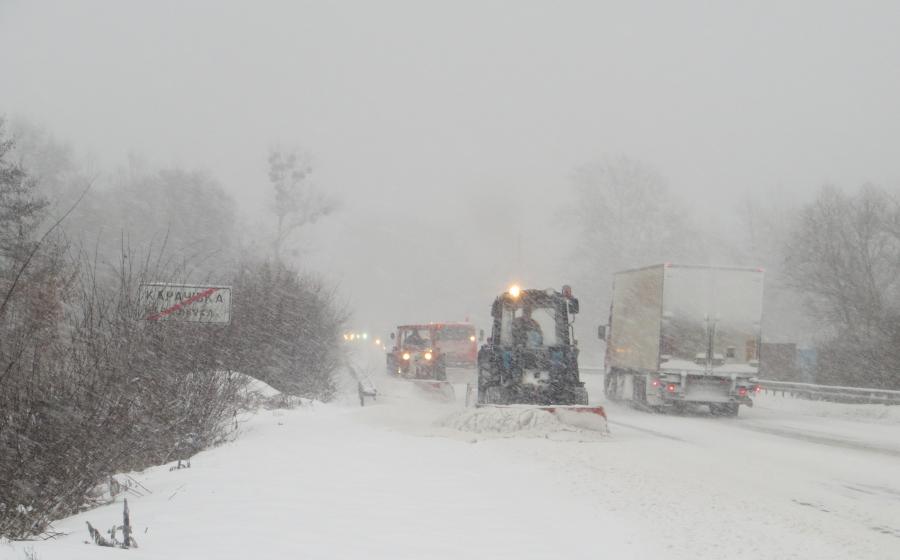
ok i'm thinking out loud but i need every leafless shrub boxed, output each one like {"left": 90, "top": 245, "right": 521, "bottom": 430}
{"left": 226, "top": 259, "right": 348, "bottom": 402}
{"left": 785, "top": 184, "right": 900, "bottom": 388}
{"left": 0, "top": 123, "right": 346, "bottom": 539}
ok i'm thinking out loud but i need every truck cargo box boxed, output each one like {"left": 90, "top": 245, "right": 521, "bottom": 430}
{"left": 607, "top": 264, "right": 764, "bottom": 377}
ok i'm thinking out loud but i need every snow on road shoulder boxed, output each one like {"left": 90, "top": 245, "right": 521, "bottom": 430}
{"left": 5, "top": 400, "right": 654, "bottom": 560}
{"left": 7, "top": 371, "right": 900, "bottom": 560}
{"left": 753, "top": 392, "right": 900, "bottom": 425}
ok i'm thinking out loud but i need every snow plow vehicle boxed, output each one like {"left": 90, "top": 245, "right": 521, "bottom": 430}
{"left": 468, "top": 285, "right": 608, "bottom": 432}
{"left": 600, "top": 264, "right": 764, "bottom": 416}
{"left": 431, "top": 322, "right": 479, "bottom": 368}
{"left": 386, "top": 324, "right": 456, "bottom": 401}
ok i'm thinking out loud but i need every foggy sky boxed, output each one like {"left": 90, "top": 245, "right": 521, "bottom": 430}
{"left": 3, "top": 0, "right": 900, "bottom": 351}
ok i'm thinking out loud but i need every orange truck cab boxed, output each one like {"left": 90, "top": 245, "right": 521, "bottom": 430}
{"left": 387, "top": 323, "right": 478, "bottom": 379}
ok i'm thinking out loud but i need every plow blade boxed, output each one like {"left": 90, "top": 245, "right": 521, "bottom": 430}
{"left": 464, "top": 384, "right": 608, "bottom": 433}
{"left": 538, "top": 406, "right": 609, "bottom": 433}
{"left": 466, "top": 403, "right": 609, "bottom": 434}
{"left": 453, "top": 404, "right": 609, "bottom": 435}
{"left": 411, "top": 380, "right": 456, "bottom": 402}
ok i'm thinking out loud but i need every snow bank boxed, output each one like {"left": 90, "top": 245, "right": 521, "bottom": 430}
{"left": 755, "top": 393, "right": 900, "bottom": 425}
{"left": 240, "top": 375, "right": 281, "bottom": 398}
{"left": 439, "top": 406, "right": 608, "bottom": 439}
{"left": 230, "top": 372, "right": 319, "bottom": 410}
{"left": 5, "top": 404, "right": 647, "bottom": 560}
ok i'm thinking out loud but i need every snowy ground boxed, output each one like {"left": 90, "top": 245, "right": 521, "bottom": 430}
{"left": 4, "top": 369, "right": 900, "bottom": 560}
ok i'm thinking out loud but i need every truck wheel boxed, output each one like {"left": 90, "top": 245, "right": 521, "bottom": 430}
{"left": 482, "top": 385, "right": 505, "bottom": 405}
{"left": 476, "top": 367, "right": 493, "bottom": 404}
{"left": 604, "top": 372, "right": 617, "bottom": 399}
{"left": 574, "top": 386, "right": 589, "bottom": 406}
{"left": 633, "top": 377, "right": 647, "bottom": 403}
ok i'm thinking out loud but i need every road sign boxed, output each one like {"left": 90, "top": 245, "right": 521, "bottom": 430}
{"left": 139, "top": 283, "right": 232, "bottom": 324}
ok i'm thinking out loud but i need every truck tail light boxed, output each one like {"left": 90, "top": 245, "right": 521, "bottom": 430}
{"left": 651, "top": 379, "right": 660, "bottom": 388}
{"left": 738, "top": 387, "right": 747, "bottom": 397}
{"left": 666, "top": 384, "right": 677, "bottom": 393}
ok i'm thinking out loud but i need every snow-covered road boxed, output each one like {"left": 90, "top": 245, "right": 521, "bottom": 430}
{"left": 5, "top": 371, "right": 900, "bottom": 560}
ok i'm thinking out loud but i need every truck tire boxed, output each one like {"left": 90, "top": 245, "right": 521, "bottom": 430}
{"left": 482, "top": 385, "right": 505, "bottom": 405}
{"left": 476, "top": 366, "right": 491, "bottom": 395}
{"left": 604, "top": 371, "right": 617, "bottom": 399}
{"left": 574, "top": 386, "right": 589, "bottom": 405}
{"left": 633, "top": 376, "right": 647, "bottom": 403}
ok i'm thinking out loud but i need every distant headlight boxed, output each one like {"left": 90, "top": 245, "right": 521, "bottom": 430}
{"left": 402, "top": 352, "right": 411, "bottom": 361}
{"left": 424, "top": 352, "right": 433, "bottom": 361}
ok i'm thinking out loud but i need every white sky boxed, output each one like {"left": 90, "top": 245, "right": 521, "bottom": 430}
{"left": 3, "top": 0, "right": 900, "bottom": 344}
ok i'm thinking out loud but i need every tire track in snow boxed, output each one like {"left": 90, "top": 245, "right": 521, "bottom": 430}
{"left": 736, "top": 423, "right": 900, "bottom": 458}
{"left": 605, "top": 419, "right": 690, "bottom": 442}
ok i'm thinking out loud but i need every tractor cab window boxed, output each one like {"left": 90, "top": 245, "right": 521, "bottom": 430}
{"left": 400, "top": 328, "right": 431, "bottom": 348}
{"left": 499, "top": 305, "right": 559, "bottom": 348}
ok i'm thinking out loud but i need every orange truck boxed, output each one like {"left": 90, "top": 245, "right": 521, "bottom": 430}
{"left": 387, "top": 322, "right": 478, "bottom": 379}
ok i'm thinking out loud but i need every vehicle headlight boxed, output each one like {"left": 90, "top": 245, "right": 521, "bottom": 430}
{"left": 402, "top": 352, "right": 411, "bottom": 361}
{"left": 424, "top": 352, "right": 433, "bottom": 361}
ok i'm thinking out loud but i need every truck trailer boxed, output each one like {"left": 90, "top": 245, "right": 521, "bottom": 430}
{"left": 600, "top": 264, "right": 764, "bottom": 416}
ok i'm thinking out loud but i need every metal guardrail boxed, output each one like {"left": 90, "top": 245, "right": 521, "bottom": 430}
{"left": 580, "top": 367, "right": 900, "bottom": 405}
{"left": 752, "top": 379, "right": 900, "bottom": 405}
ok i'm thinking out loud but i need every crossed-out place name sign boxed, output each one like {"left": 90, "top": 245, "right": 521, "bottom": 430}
{"left": 139, "top": 284, "right": 232, "bottom": 324}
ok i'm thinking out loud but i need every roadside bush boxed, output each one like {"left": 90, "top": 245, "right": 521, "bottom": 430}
{"left": 227, "top": 259, "right": 348, "bottom": 401}
{"left": 0, "top": 124, "right": 244, "bottom": 538}
{"left": 0, "top": 245, "right": 249, "bottom": 538}
{"left": 0, "top": 123, "right": 347, "bottom": 539}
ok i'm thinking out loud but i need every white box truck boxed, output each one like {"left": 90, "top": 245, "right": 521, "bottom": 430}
{"left": 600, "top": 264, "right": 764, "bottom": 416}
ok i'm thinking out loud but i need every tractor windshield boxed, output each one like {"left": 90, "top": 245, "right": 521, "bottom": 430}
{"left": 500, "top": 304, "right": 559, "bottom": 347}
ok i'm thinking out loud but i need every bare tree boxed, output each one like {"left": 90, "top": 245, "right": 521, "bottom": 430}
{"left": 227, "top": 258, "right": 348, "bottom": 401}
{"left": 564, "top": 156, "right": 705, "bottom": 306}
{"left": 267, "top": 149, "right": 338, "bottom": 260}
{"left": 733, "top": 191, "right": 810, "bottom": 346}
{"left": 784, "top": 184, "right": 900, "bottom": 387}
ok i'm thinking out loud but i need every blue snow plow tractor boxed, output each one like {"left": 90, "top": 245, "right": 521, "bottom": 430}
{"left": 475, "top": 285, "right": 589, "bottom": 406}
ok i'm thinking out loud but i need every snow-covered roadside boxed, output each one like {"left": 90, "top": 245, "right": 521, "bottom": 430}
{"left": 753, "top": 391, "right": 900, "bottom": 425}
{"left": 2, "top": 398, "right": 654, "bottom": 560}
{"left": 6, "top": 371, "right": 900, "bottom": 560}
